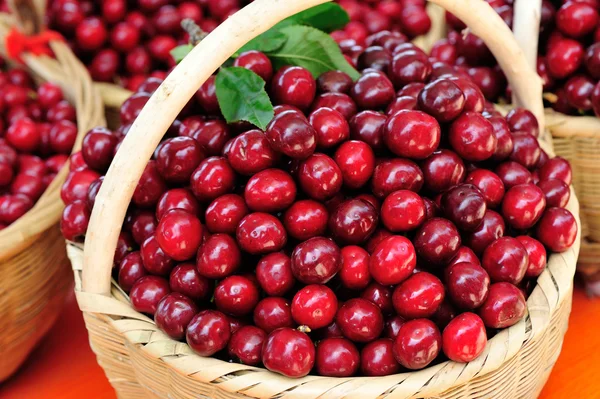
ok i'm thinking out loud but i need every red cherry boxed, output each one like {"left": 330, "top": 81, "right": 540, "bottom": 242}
{"left": 495, "top": 161, "right": 533, "bottom": 189}
{"left": 255, "top": 252, "right": 295, "bottom": 297}
{"left": 234, "top": 50, "right": 273, "bottom": 82}
{"left": 517, "top": 236, "right": 547, "bottom": 278}
{"left": 329, "top": 199, "right": 378, "bottom": 245}
{"left": 414, "top": 217, "right": 461, "bottom": 267}
{"left": 155, "top": 293, "right": 199, "bottom": 340}
{"left": 482, "top": 237, "right": 529, "bottom": 284}
{"left": 315, "top": 337, "right": 360, "bottom": 377}
{"left": 445, "top": 262, "right": 490, "bottom": 310}
{"left": 292, "top": 285, "right": 338, "bottom": 330}
{"left": 61, "top": 169, "right": 101, "bottom": 205}
{"left": 312, "top": 92, "right": 358, "bottom": 120}
{"left": 317, "top": 70, "right": 353, "bottom": 93}
{"left": 227, "top": 325, "right": 267, "bottom": 366}
{"left": 417, "top": 79, "right": 465, "bottom": 122}
{"left": 196, "top": 233, "right": 241, "bottom": 279}
{"left": 336, "top": 298, "right": 384, "bottom": 343}
{"left": 536, "top": 207, "right": 578, "bottom": 252}
{"left": 369, "top": 235, "right": 416, "bottom": 285}
{"left": 244, "top": 168, "right": 296, "bottom": 212}
{"left": 204, "top": 194, "right": 248, "bottom": 234}
{"left": 449, "top": 112, "right": 496, "bottom": 162}
{"left": 298, "top": 153, "right": 343, "bottom": 201}
{"left": 478, "top": 282, "right": 526, "bottom": 329}
{"left": 156, "top": 137, "right": 205, "bottom": 184}
{"left": 271, "top": 66, "right": 316, "bottom": 111}
{"left": 384, "top": 110, "right": 441, "bottom": 159}
{"left": 392, "top": 272, "right": 444, "bottom": 319}
{"left": 225, "top": 130, "right": 277, "bottom": 175}
{"left": 169, "top": 263, "right": 211, "bottom": 302}
{"left": 350, "top": 70, "right": 395, "bottom": 110}
{"left": 441, "top": 184, "right": 487, "bottom": 232}
{"left": 393, "top": 318, "right": 441, "bottom": 370}
{"left": 262, "top": 328, "right": 315, "bottom": 378}
{"left": 360, "top": 338, "right": 401, "bottom": 376}
{"left": 556, "top": 1, "right": 599, "bottom": 38}
{"left": 186, "top": 310, "right": 231, "bottom": 356}
{"left": 442, "top": 312, "right": 487, "bottom": 362}
{"left": 448, "top": 246, "right": 481, "bottom": 268}
{"left": 253, "top": 297, "right": 294, "bottom": 333}
{"left": 349, "top": 110, "right": 386, "bottom": 151}
{"left": 465, "top": 169, "right": 505, "bottom": 208}
{"left": 118, "top": 252, "right": 147, "bottom": 293}
{"left": 129, "top": 275, "right": 170, "bottom": 315}
{"left": 155, "top": 209, "right": 203, "bottom": 261}
{"left": 537, "top": 179, "right": 570, "bottom": 208}
{"left": 463, "top": 210, "right": 506, "bottom": 256}
{"left": 283, "top": 199, "right": 328, "bottom": 241}
{"left": 339, "top": 245, "right": 371, "bottom": 290}
{"left": 141, "top": 235, "right": 175, "bottom": 276}
{"left": 132, "top": 161, "right": 167, "bottom": 208}
{"left": 502, "top": 183, "right": 546, "bottom": 230}
{"left": 546, "top": 38, "right": 584, "bottom": 79}
{"left": 334, "top": 140, "right": 376, "bottom": 189}
{"left": 59, "top": 200, "right": 90, "bottom": 241}
{"left": 421, "top": 150, "right": 465, "bottom": 193}
{"left": 372, "top": 158, "right": 424, "bottom": 198}
{"left": 539, "top": 157, "right": 572, "bottom": 185}
{"left": 291, "top": 237, "right": 341, "bottom": 284}
{"left": 309, "top": 107, "right": 350, "bottom": 148}
{"left": 236, "top": 212, "right": 287, "bottom": 254}
{"left": 265, "top": 110, "right": 317, "bottom": 159}
{"left": 215, "top": 275, "right": 260, "bottom": 317}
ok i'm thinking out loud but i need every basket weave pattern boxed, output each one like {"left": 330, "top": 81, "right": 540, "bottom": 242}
{"left": 68, "top": 0, "right": 580, "bottom": 397}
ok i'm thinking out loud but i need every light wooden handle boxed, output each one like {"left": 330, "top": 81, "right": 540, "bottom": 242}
{"left": 82, "top": 0, "right": 545, "bottom": 295}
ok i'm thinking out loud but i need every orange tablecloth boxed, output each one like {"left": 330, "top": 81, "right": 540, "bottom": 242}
{"left": 2, "top": 286, "right": 599, "bottom": 399}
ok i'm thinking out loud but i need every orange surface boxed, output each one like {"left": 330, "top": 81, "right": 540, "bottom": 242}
{"left": 1, "top": 285, "right": 600, "bottom": 399}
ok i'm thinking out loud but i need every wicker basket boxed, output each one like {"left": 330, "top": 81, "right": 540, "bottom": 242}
{"left": 0, "top": 13, "right": 104, "bottom": 381}
{"left": 66, "top": 0, "right": 580, "bottom": 398}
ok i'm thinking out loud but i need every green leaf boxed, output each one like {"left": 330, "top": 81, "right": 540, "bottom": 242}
{"left": 238, "top": 30, "right": 287, "bottom": 55}
{"left": 215, "top": 67, "right": 274, "bottom": 130}
{"left": 281, "top": 3, "right": 350, "bottom": 32}
{"left": 170, "top": 44, "right": 194, "bottom": 64}
{"left": 268, "top": 25, "right": 360, "bottom": 80}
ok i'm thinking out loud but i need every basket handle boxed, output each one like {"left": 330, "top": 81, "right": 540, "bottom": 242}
{"left": 82, "top": 0, "right": 544, "bottom": 296}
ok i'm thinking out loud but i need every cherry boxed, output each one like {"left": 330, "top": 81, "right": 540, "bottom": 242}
{"left": 361, "top": 282, "right": 394, "bottom": 315}
{"left": 61, "top": 169, "right": 101, "bottom": 205}
{"left": 147, "top": 35, "right": 177, "bottom": 63}
{"left": 81, "top": 127, "right": 118, "bottom": 172}
{"left": 358, "top": 46, "right": 392, "bottom": 72}
{"left": 372, "top": 158, "right": 424, "bottom": 198}
{"left": 292, "top": 285, "right": 338, "bottom": 330}
{"left": 536, "top": 207, "right": 578, "bottom": 252}
{"left": 262, "top": 328, "right": 315, "bottom": 378}
{"left": 49, "top": 120, "right": 77, "bottom": 155}
{"left": 312, "top": 92, "right": 358, "bottom": 120}
{"left": 384, "top": 110, "right": 441, "bottom": 159}
{"left": 350, "top": 70, "right": 395, "bottom": 110}
{"left": 10, "top": 174, "right": 45, "bottom": 201}
{"left": 253, "top": 297, "right": 294, "bottom": 333}
{"left": 445, "top": 261, "right": 490, "bottom": 310}
{"left": 538, "top": 179, "right": 570, "bottom": 208}
{"left": 60, "top": 200, "right": 90, "bottom": 241}
{"left": 417, "top": 79, "right": 465, "bottom": 122}
{"left": 6, "top": 119, "right": 40, "bottom": 153}
{"left": 465, "top": 169, "right": 505, "bottom": 208}
{"left": 37, "top": 82, "right": 63, "bottom": 110}
{"left": 196, "top": 233, "right": 241, "bottom": 279}
{"left": 317, "top": 70, "right": 353, "bottom": 93}
{"left": 298, "top": 153, "right": 343, "bottom": 201}
{"left": 414, "top": 217, "right": 461, "bottom": 266}
{"left": 155, "top": 188, "right": 199, "bottom": 221}
{"left": 478, "top": 282, "right": 526, "bottom": 329}
{"left": 449, "top": 112, "right": 496, "bottom": 162}
{"left": 556, "top": 1, "right": 599, "bottom": 38}
{"left": 463, "top": 210, "right": 506, "bottom": 256}
{"left": 140, "top": 235, "right": 175, "bottom": 276}
{"left": 186, "top": 310, "right": 231, "bottom": 356}
{"left": 190, "top": 157, "right": 235, "bottom": 202}
{"left": 339, "top": 245, "right": 371, "bottom": 290}
{"left": 495, "top": 161, "right": 533, "bottom": 189}
{"left": 502, "top": 184, "right": 546, "bottom": 230}
{"left": 329, "top": 198, "right": 378, "bottom": 245}
{"left": 236, "top": 212, "right": 287, "bottom": 254}
{"left": 155, "top": 293, "right": 199, "bottom": 340}
{"left": 155, "top": 137, "right": 205, "bottom": 184}
{"left": 386, "top": 95, "right": 417, "bottom": 114}
{"left": 546, "top": 38, "right": 584, "bottom": 79}
{"left": 215, "top": 275, "right": 260, "bottom": 317}
{"left": 334, "top": 140, "right": 375, "bottom": 189}
{"left": 442, "top": 312, "right": 487, "bottom": 363}
{"left": 392, "top": 272, "right": 444, "bottom": 319}
{"left": 244, "top": 168, "right": 296, "bottom": 212}
{"left": 255, "top": 252, "right": 295, "bottom": 297}
{"left": 132, "top": 161, "right": 167, "bottom": 208}
{"left": 369, "top": 235, "right": 416, "bottom": 285}
{"left": 315, "top": 338, "right": 360, "bottom": 377}
{"left": 195, "top": 76, "right": 220, "bottom": 115}
{"left": 265, "top": 110, "right": 317, "bottom": 159}
{"left": 47, "top": 100, "right": 76, "bottom": 123}
{"left": 169, "top": 263, "right": 211, "bottom": 302}
{"left": 110, "top": 22, "right": 140, "bottom": 53}
{"left": 309, "top": 107, "right": 350, "bottom": 149}
{"left": 232, "top": 50, "right": 273, "bottom": 82}
{"left": 154, "top": 209, "right": 202, "bottom": 262}
{"left": 129, "top": 275, "right": 170, "bottom": 315}
{"left": 271, "top": 66, "right": 316, "bottom": 111}
{"left": 0, "top": 163, "right": 13, "bottom": 187}
{"left": 360, "top": 339, "right": 400, "bottom": 376}
{"left": 336, "top": 298, "right": 384, "bottom": 343}
{"left": 191, "top": 120, "right": 230, "bottom": 156}
{"left": 539, "top": 157, "right": 572, "bottom": 185}
{"left": 487, "top": 116, "right": 514, "bottom": 161}
{"left": 228, "top": 326, "right": 267, "bottom": 366}
{"left": 389, "top": 48, "right": 432, "bottom": 87}
{"left": 291, "top": 236, "right": 341, "bottom": 284}
{"left": 393, "top": 319, "right": 441, "bottom": 370}
{"left": 205, "top": 194, "right": 248, "bottom": 234}
{"left": 283, "top": 199, "right": 328, "bottom": 241}
{"left": 482, "top": 237, "right": 528, "bottom": 285}
{"left": 441, "top": 184, "right": 487, "bottom": 232}
{"left": 421, "top": 150, "right": 465, "bottom": 193}
{"left": 349, "top": 110, "right": 386, "bottom": 151}
{"left": 76, "top": 17, "right": 108, "bottom": 51}
{"left": 515, "top": 235, "right": 547, "bottom": 278}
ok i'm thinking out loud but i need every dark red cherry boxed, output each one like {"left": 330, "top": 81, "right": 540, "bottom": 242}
{"left": 141, "top": 235, "right": 175, "bottom": 276}
{"left": 169, "top": 263, "right": 212, "bottom": 301}
{"left": 315, "top": 338, "right": 360, "bottom": 377}
{"left": 317, "top": 70, "right": 353, "bottom": 93}
{"left": 349, "top": 110, "right": 386, "bottom": 151}
{"left": 118, "top": 252, "right": 148, "bottom": 293}
{"left": 271, "top": 66, "right": 316, "bottom": 111}
{"left": 537, "top": 179, "right": 570, "bottom": 208}
{"left": 539, "top": 157, "right": 572, "bottom": 185}
{"left": 262, "top": 328, "right": 315, "bottom": 378}
{"left": 155, "top": 293, "right": 199, "bottom": 340}
{"left": 360, "top": 339, "right": 401, "bottom": 376}
{"left": 291, "top": 237, "right": 341, "bottom": 284}
{"left": 190, "top": 157, "right": 236, "bottom": 202}
{"left": 205, "top": 194, "right": 248, "bottom": 234}
{"left": 196, "top": 233, "right": 241, "bottom": 279}
{"left": 393, "top": 319, "right": 441, "bottom": 370}
{"left": 329, "top": 199, "right": 378, "bottom": 245}
{"left": 495, "top": 161, "right": 533, "bottom": 189}
{"left": 131, "top": 161, "right": 167, "bottom": 208}
{"left": 482, "top": 237, "right": 529, "bottom": 284}
{"left": 215, "top": 275, "right": 260, "bottom": 317}
{"left": 465, "top": 169, "right": 505, "bottom": 208}
{"left": 253, "top": 297, "right": 294, "bottom": 333}
{"left": 441, "top": 184, "right": 487, "bottom": 232}
{"left": 155, "top": 209, "right": 203, "bottom": 261}
{"left": 298, "top": 153, "right": 343, "bottom": 201}
{"left": 309, "top": 107, "right": 350, "bottom": 149}
{"left": 350, "top": 70, "right": 395, "bottom": 110}
{"left": 421, "top": 150, "right": 465, "bottom": 193}
{"left": 255, "top": 252, "right": 295, "bottom": 297}
{"left": 369, "top": 235, "right": 416, "bottom": 285}
{"left": 186, "top": 310, "right": 231, "bottom": 356}
{"left": 392, "top": 272, "right": 444, "bottom": 319}
{"left": 265, "top": 110, "right": 316, "bottom": 159}
{"left": 445, "top": 262, "right": 490, "bottom": 310}
{"left": 156, "top": 188, "right": 200, "bottom": 220}
{"left": 336, "top": 298, "right": 384, "bottom": 343}
{"left": 417, "top": 79, "right": 465, "bottom": 122}
{"left": 225, "top": 130, "right": 277, "bottom": 175}
{"left": 130, "top": 276, "right": 170, "bottom": 315}
{"left": 478, "top": 282, "right": 526, "bottom": 329}
{"left": 227, "top": 325, "right": 266, "bottom": 366}
{"left": 463, "top": 210, "right": 506, "bottom": 256}
{"left": 372, "top": 158, "right": 424, "bottom": 198}
{"left": 449, "top": 112, "right": 496, "bottom": 162}
{"left": 384, "top": 110, "right": 440, "bottom": 159}
{"left": 334, "top": 140, "right": 376, "bottom": 189}
{"left": 292, "top": 284, "right": 338, "bottom": 330}
{"left": 442, "top": 312, "right": 487, "bottom": 362}
{"left": 502, "top": 184, "right": 546, "bottom": 230}
{"left": 236, "top": 212, "right": 287, "bottom": 254}
{"left": 244, "top": 168, "right": 296, "bottom": 212}
{"left": 414, "top": 217, "right": 461, "bottom": 267}
{"left": 361, "top": 282, "right": 394, "bottom": 315}
{"left": 536, "top": 207, "right": 578, "bottom": 253}
{"left": 339, "top": 245, "right": 371, "bottom": 290}
{"left": 509, "top": 133, "right": 541, "bottom": 169}
{"left": 283, "top": 199, "right": 328, "bottom": 241}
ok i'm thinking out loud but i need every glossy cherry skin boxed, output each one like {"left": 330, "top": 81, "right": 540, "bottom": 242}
{"left": 448, "top": 246, "right": 481, "bottom": 268}
{"left": 556, "top": 1, "right": 599, "bottom": 38}
{"left": 214, "top": 275, "right": 260, "bottom": 317}
{"left": 421, "top": 150, "right": 465, "bottom": 193}
{"left": 536, "top": 207, "right": 578, "bottom": 253}
{"left": 292, "top": 285, "right": 338, "bottom": 330}
{"left": 417, "top": 79, "right": 465, "bottom": 122}
{"left": 225, "top": 130, "right": 277, "bottom": 175}
{"left": 539, "top": 157, "right": 572, "bottom": 185}
{"left": 506, "top": 108, "right": 540, "bottom": 138}
{"left": 465, "top": 169, "right": 505, "bottom": 208}
{"left": 155, "top": 293, "right": 199, "bottom": 340}
{"left": 156, "top": 188, "right": 200, "bottom": 221}
{"left": 336, "top": 298, "right": 384, "bottom": 343}
{"left": 388, "top": 48, "right": 432, "bottom": 87}
{"left": 61, "top": 169, "right": 102, "bottom": 205}
{"left": 495, "top": 161, "right": 533, "bottom": 189}
{"left": 169, "top": 263, "right": 212, "bottom": 302}
{"left": 414, "top": 217, "right": 461, "bottom": 267}
{"left": 442, "top": 312, "right": 487, "bottom": 363}
{"left": 298, "top": 153, "right": 343, "bottom": 201}
{"left": 265, "top": 110, "right": 317, "bottom": 160}
{"left": 129, "top": 276, "right": 171, "bottom": 315}
{"left": 334, "top": 140, "right": 375, "bottom": 189}
{"left": 291, "top": 237, "right": 341, "bottom": 284}
{"left": 271, "top": 66, "right": 316, "bottom": 111}
{"left": 349, "top": 110, "right": 386, "bottom": 151}
{"left": 315, "top": 338, "right": 360, "bottom": 377}
{"left": 205, "top": 194, "right": 248, "bottom": 234}
{"left": 371, "top": 158, "right": 424, "bottom": 198}
{"left": 502, "top": 184, "right": 546, "bottom": 230}
{"left": 463, "top": 210, "right": 506, "bottom": 256}
{"left": 393, "top": 319, "right": 441, "bottom": 370}
{"left": 309, "top": 107, "right": 350, "bottom": 149}
{"left": 118, "top": 252, "right": 147, "bottom": 293}
{"left": 369, "top": 235, "right": 416, "bottom": 286}
{"left": 445, "top": 262, "right": 490, "bottom": 310}
{"left": 361, "top": 282, "right": 394, "bottom": 315}
{"left": 227, "top": 325, "right": 267, "bottom": 366}
{"left": 329, "top": 199, "right": 378, "bottom": 245}
{"left": 262, "top": 328, "right": 315, "bottom": 378}
{"left": 156, "top": 137, "right": 205, "bottom": 184}
{"left": 478, "top": 282, "right": 526, "bottom": 329}
{"left": 449, "top": 112, "right": 496, "bottom": 162}
{"left": 384, "top": 315, "right": 406, "bottom": 340}
{"left": 81, "top": 127, "right": 119, "bottom": 172}
{"left": 255, "top": 252, "right": 295, "bottom": 296}
{"left": 253, "top": 297, "right": 294, "bottom": 333}
{"left": 482, "top": 237, "right": 529, "bottom": 285}
{"left": 360, "top": 339, "right": 401, "bottom": 376}
{"left": 141, "top": 235, "right": 175, "bottom": 276}
{"left": 339, "top": 245, "right": 371, "bottom": 290}
{"left": 155, "top": 209, "right": 203, "bottom": 262}
{"left": 509, "top": 133, "right": 541, "bottom": 169}
{"left": 236, "top": 212, "right": 287, "bottom": 254}
{"left": 384, "top": 110, "right": 441, "bottom": 159}
{"left": 186, "top": 310, "right": 231, "bottom": 356}
{"left": 244, "top": 168, "right": 296, "bottom": 212}
{"left": 350, "top": 70, "right": 395, "bottom": 110}
{"left": 449, "top": 76, "right": 485, "bottom": 113}
{"left": 234, "top": 50, "right": 273, "bottom": 82}
{"left": 312, "top": 92, "right": 358, "bottom": 120}
{"left": 488, "top": 116, "right": 514, "bottom": 161}
{"left": 517, "top": 236, "right": 547, "bottom": 278}
{"left": 537, "top": 179, "right": 570, "bottom": 209}
{"left": 283, "top": 200, "right": 328, "bottom": 241}
{"left": 392, "top": 272, "right": 444, "bottom": 319}
{"left": 196, "top": 234, "right": 241, "bottom": 279}
{"left": 317, "top": 70, "right": 353, "bottom": 93}
{"left": 546, "top": 38, "right": 584, "bottom": 79}
{"left": 190, "top": 157, "right": 236, "bottom": 203}
{"left": 441, "top": 184, "right": 487, "bottom": 232}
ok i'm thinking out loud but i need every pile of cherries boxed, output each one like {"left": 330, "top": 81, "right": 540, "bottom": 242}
{"left": 435, "top": 0, "right": 600, "bottom": 116}
{"left": 61, "top": 17, "right": 577, "bottom": 380}
{"left": 0, "top": 59, "right": 76, "bottom": 229}
{"left": 47, "top": 0, "right": 252, "bottom": 91}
